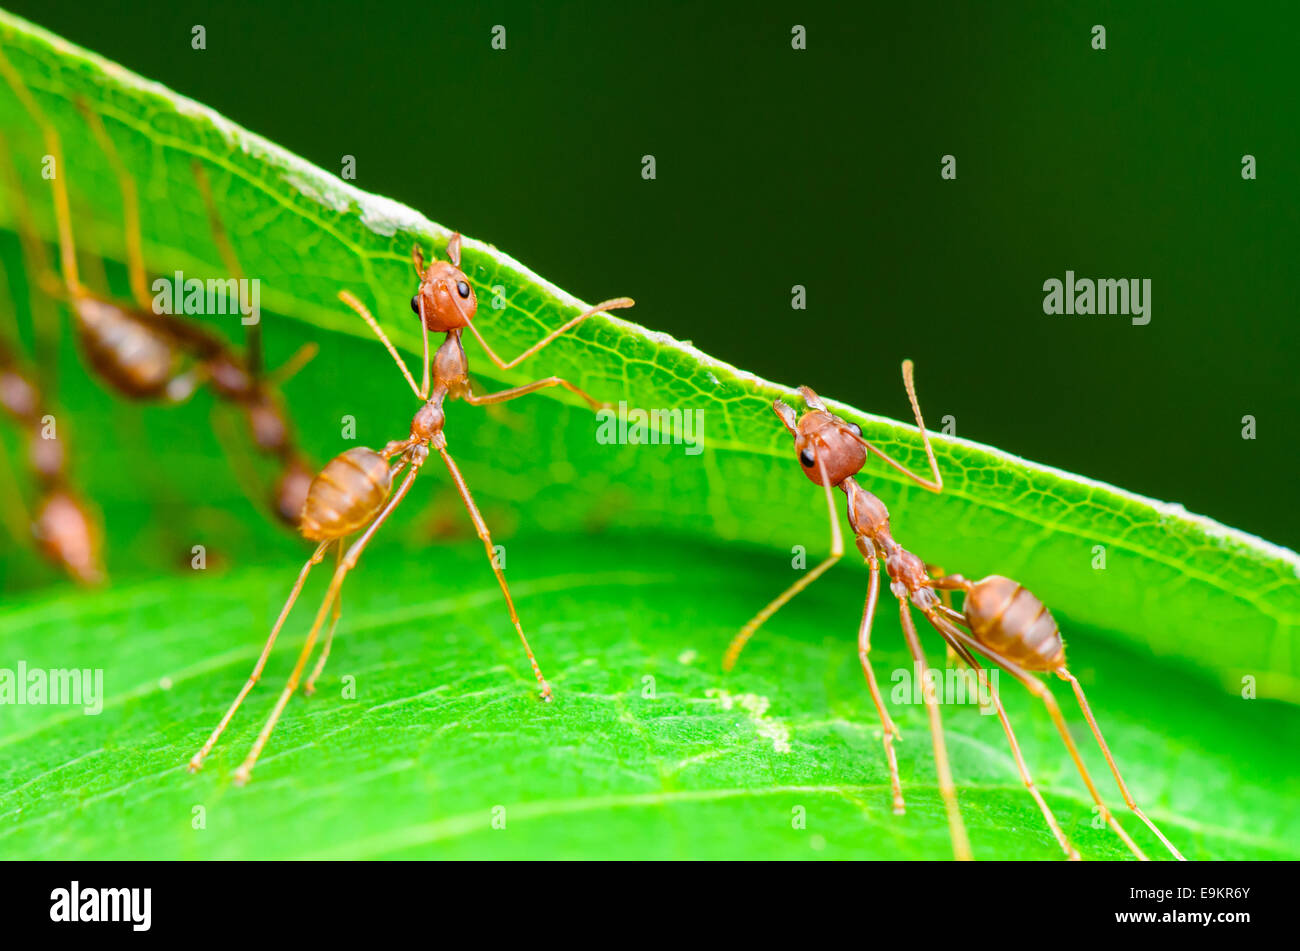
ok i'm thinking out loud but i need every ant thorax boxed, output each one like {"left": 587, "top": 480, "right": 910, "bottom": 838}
{"left": 886, "top": 548, "right": 940, "bottom": 610}
{"left": 432, "top": 331, "right": 470, "bottom": 396}
{"left": 409, "top": 399, "right": 446, "bottom": 444}
{"left": 844, "top": 477, "right": 890, "bottom": 539}
{"left": 843, "top": 477, "right": 937, "bottom": 607}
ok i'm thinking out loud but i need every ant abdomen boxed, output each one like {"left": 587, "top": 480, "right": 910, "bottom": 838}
{"left": 0, "top": 366, "right": 38, "bottom": 419}
{"left": 300, "top": 447, "right": 392, "bottom": 541}
{"left": 963, "top": 575, "right": 1065, "bottom": 671}
{"left": 76, "top": 299, "right": 179, "bottom": 399}
{"left": 33, "top": 490, "right": 104, "bottom": 585}
{"left": 273, "top": 458, "right": 314, "bottom": 527}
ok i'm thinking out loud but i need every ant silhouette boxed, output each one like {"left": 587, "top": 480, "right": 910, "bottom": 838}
{"left": 725, "top": 363, "right": 1184, "bottom": 861}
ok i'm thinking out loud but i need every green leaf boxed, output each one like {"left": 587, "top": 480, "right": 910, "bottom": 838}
{"left": 0, "top": 10, "right": 1296, "bottom": 860}
{"left": 2, "top": 538, "right": 1296, "bottom": 860}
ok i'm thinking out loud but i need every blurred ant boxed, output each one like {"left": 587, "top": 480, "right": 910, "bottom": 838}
{"left": 0, "top": 342, "right": 103, "bottom": 583}
{"left": 0, "top": 130, "right": 102, "bottom": 584}
{"left": 725, "top": 364, "right": 1184, "bottom": 861}
{"left": 0, "top": 47, "right": 315, "bottom": 528}
{"left": 188, "top": 231, "right": 633, "bottom": 783}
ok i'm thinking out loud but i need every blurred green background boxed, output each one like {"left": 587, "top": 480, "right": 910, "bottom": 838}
{"left": 9, "top": 0, "right": 1295, "bottom": 550}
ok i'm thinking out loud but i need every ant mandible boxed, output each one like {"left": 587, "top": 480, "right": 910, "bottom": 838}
{"left": 188, "top": 231, "right": 632, "bottom": 784}
{"left": 725, "top": 363, "right": 1184, "bottom": 861}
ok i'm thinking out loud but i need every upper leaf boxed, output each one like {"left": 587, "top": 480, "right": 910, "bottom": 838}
{"left": 0, "top": 9, "right": 1295, "bottom": 701}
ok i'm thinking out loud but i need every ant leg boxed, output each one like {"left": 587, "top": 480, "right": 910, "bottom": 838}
{"left": 927, "top": 612, "right": 1079, "bottom": 859}
{"left": 811, "top": 359, "right": 943, "bottom": 493}
{"left": 419, "top": 304, "right": 430, "bottom": 399}
{"left": 187, "top": 539, "right": 332, "bottom": 772}
{"left": 208, "top": 403, "right": 268, "bottom": 515}
{"left": 264, "top": 342, "right": 319, "bottom": 387}
{"left": 436, "top": 444, "right": 551, "bottom": 700}
{"left": 465, "top": 376, "right": 518, "bottom": 426}
{"left": 942, "top": 626, "right": 1149, "bottom": 860}
{"left": 0, "top": 49, "right": 81, "bottom": 293}
{"left": 926, "top": 563, "right": 964, "bottom": 670}
{"left": 928, "top": 572, "right": 978, "bottom": 633}
{"left": 463, "top": 375, "right": 608, "bottom": 413}
{"left": 304, "top": 539, "right": 346, "bottom": 696}
{"left": 858, "top": 556, "right": 905, "bottom": 814}
{"left": 233, "top": 463, "right": 424, "bottom": 784}
{"left": 408, "top": 244, "right": 434, "bottom": 395}
{"left": 75, "top": 100, "right": 151, "bottom": 311}
{"left": 338, "top": 290, "right": 423, "bottom": 400}
{"left": 725, "top": 456, "right": 844, "bottom": 670}
{"left": 191, "top": 159, "right": 263, "bottom": 374}
{"left": 0, "top": 432, "right": 33, "bottom": 544}
{"left": 0, "top": 130, "right": 60, "bottom": 387}
{"left": 897, "top": 598, "right": 972, "bottom": 860}
{"left": 1059, "top": 668, "right": 1185, "bottom": 860}
{"left": 462, "top": 297, "right": 634, "bottom": 371}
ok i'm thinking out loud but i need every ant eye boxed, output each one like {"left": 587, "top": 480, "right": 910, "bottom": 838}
{"left": 847, "top": 422, "right": 862, "bottom": 437}
{"left": 410, "top": 295, "right": 420, "bottom": 315}
{"left": 456, "top": 281, "right": 471, "bottom": 299}
{"left": 800, "top": 449, "right": 815, "bottom": 468}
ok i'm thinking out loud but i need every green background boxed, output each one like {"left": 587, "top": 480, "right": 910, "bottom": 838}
{"left": 10, "top": 0, "right": 1297, "bottom": 546}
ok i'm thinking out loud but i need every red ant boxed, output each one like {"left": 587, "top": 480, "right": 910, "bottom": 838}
{"left": 187, "top": 231, "right": 633, "bottom": 784}
{"left": 725, "top": 364, "right": 1184, "bottom": 861}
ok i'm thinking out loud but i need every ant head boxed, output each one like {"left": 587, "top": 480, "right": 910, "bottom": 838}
{"left": 410, "top": 233, "right": 477, "bottom": 332}
{"left": 774, "top": 386, "right": 866, "bottom": 487}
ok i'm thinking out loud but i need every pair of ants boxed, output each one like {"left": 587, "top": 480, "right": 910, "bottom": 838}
{"left": 0, "top": 48, "right": 316, "bottom": 583}
{"left": 724, "top": 373, "right": 1184, "bottom": 861}
{"left": 0, "top": 46, "right": 1180, "bottom": 863}
{"left": 185, "top": 224, "right": 1179, "bottom": 860}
